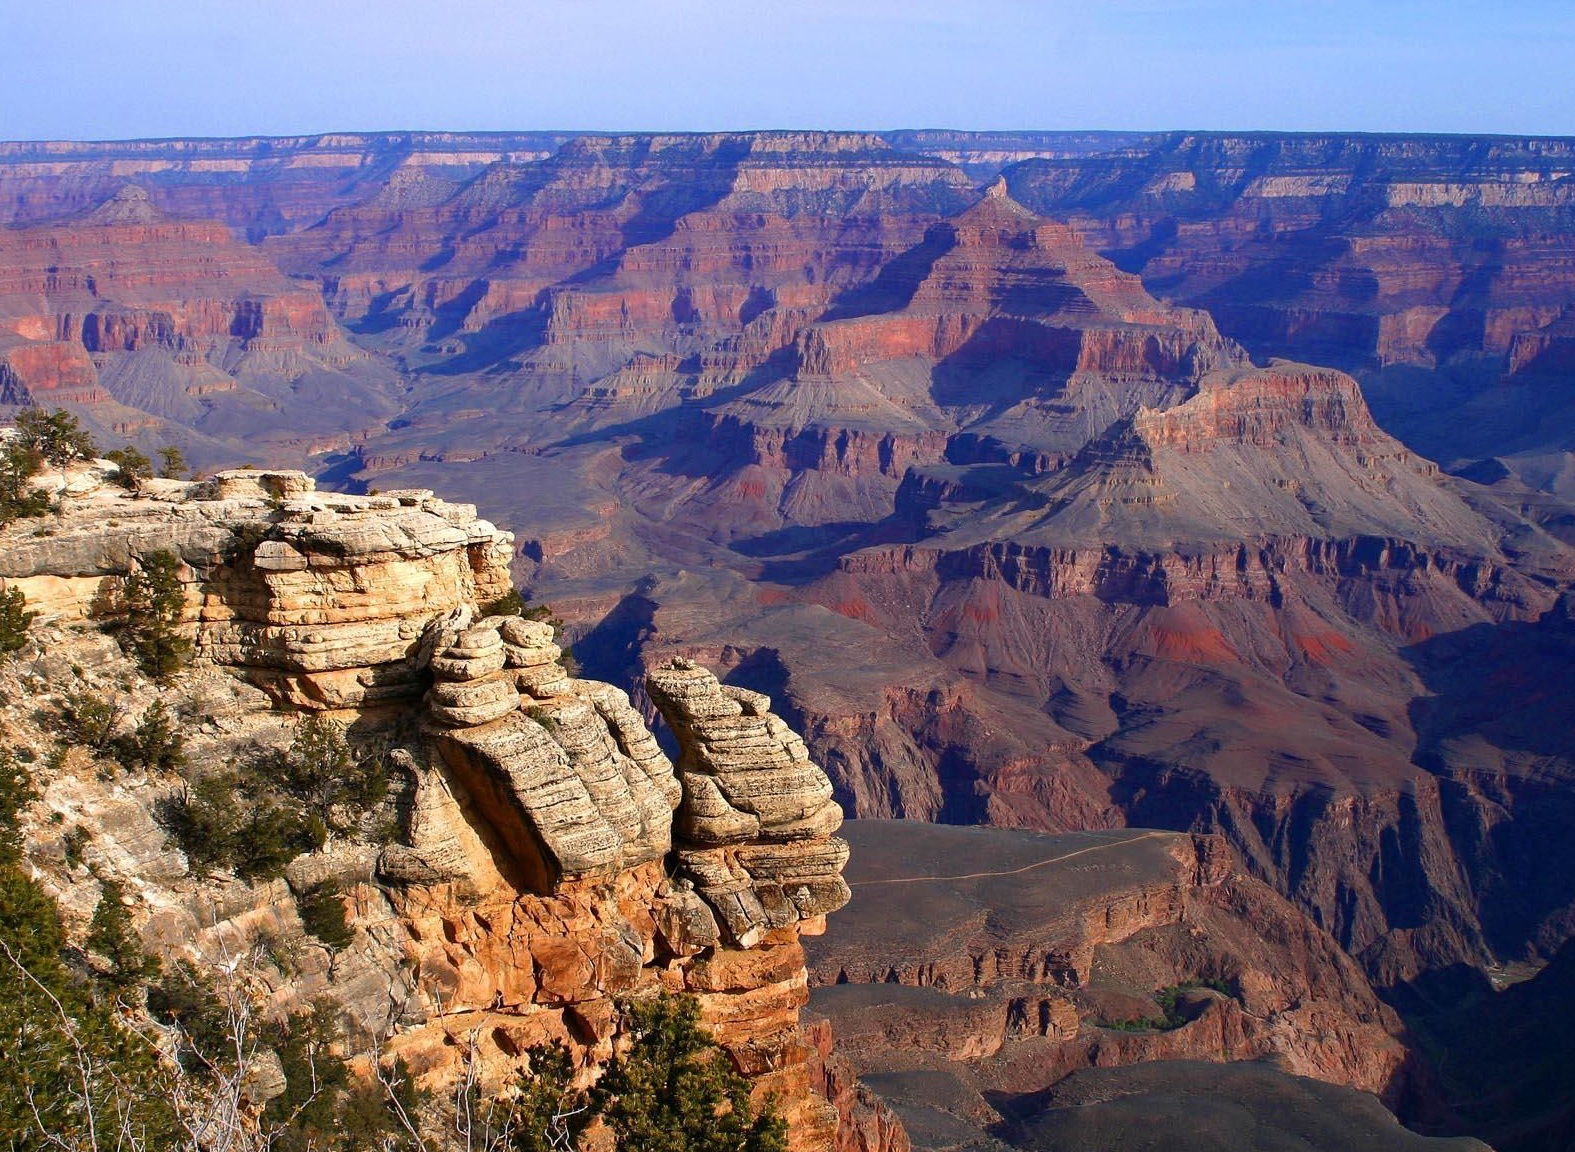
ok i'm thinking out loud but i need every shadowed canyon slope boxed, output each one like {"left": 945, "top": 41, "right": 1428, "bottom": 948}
{"left": 804, "top": 820, "right": 1487, "bottom": 1152}
{"left": 999, "top": 133, "right": 1575, "bottom": 496}
{"left": 5, "top": 130, "right": 1575, "bottom": 1035}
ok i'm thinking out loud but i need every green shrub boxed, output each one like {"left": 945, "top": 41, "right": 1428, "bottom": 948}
{"left": 159, "top": 719, "right": 391, "bottom": 884}
{"left": 51, "top": 687, "right": 121, "bottom": 751}
{"left": 87, "top": 879, "right": 157, "bottom": 989}
{"left": 297, "top": 882, "right": 355, "bottom": 950}
{"left": 114, "top": 700, "right": 185, "bottom": 774}
{"left": 0, "top": 586, "right": 36, "bottom": 657}
{"left": 598, "top": 993, "right": 785, "bottom": 1152}
{"left": 525, "top": 705, "right": 559, "bottom": 734}
{"left": 255, "top": 927, "right": 302, "bottom": 978}
{"left": 509, "top": 1042, "right": 589, "bottom": 1152}
{"left": 481, "top": 588, "right": 567, "bottom": 634}
{"left": 160, "top": 769, "right": 322, "bottom": 882}
{"left": 104, "top": 445, "right": 153, "bottom": 489}
{"left": 523, "top": 600, "right": 555, "bottom": 624}
{"left": 241, "top": 795, "right": 327, "bottom": 881}
{"left": 0, "top": 749, "right": 33, "bottom": 861}
{"left": 1103, "top": 979, "right": 1239, "bottom": 1033}
{"left": 62, "top": 825, "right": 90, "bottom": 869}
{"left": 508, "top": 992, "right": 785, "bottom": 1152}
{"left": 158, "top": 772, "right": 241, "bottom": 876}
{"left": 120, "top": 549, "right": 191, "bottom": 681}
{"left": 480, "top": 588, "right": 526, "bottom": 617}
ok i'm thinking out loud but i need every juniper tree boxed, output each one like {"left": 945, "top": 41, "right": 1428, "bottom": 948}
{"left": 104, "top": 444, "right": 153, "bottom": 489}
{"left": 0, "top": 437, "right": 48, "bottom": 525}
{"left": 114, "top": 699, "right": 185, "bottom": 774}
{"left": 121, "top": 549, "right": 191, "bottom": 680}
{"left": 508, "top": 993, "right": 786, "bottom": 1152}
{"left": 157, "top": 444, "right": 188, "bottom": 479}
{"left": 0, "top": 586, "right": 35, "bottom": 657}
{"left": 591, "top": 994, "right": 786, "bottom": 1152}
{"left": 14, "top": 405, "right": 97, "bottom": 485}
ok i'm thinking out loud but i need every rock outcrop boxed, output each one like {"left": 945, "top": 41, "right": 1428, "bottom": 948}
{"left": 0, "top": 467, "right": 514, "bottom": 709}
{"left": 0, "top": 465, "right": 857, "bottom": 1151}
{"left": 648, "top": 661, "right": 850, "bottom": 947}
{"left": 395, "top": 633, "right": 854, "bottom": 1143}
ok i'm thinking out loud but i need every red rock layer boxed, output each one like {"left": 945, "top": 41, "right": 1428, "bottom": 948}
{"left": 0, "top": 186, "right": 396, "bottom": 465}
{"left": 0, "top": 192, "right": 341, "bottom": 354}
{"left": 1003, "top": 133, "right": 1575, "bottom": 370}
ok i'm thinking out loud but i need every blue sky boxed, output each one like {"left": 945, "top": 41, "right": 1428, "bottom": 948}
{"left": 2, "top": 0, "right": 1572, "bottom": 140}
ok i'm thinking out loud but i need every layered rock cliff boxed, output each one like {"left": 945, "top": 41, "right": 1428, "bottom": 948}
{"left": 0, "top": 186, "right": 399, "bottom": 465}
{"left": 997, "top": 131, "right": 1575, "bottom": 480}
{"left": 0, "top": 465, "right": 859, "bottom": 1149}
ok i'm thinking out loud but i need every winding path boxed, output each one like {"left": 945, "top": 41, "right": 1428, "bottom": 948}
{"left": 848, "top": 829, "right": 1175, "bottom": 888}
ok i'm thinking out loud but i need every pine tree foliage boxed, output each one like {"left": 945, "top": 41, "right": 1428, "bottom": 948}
{"left": 87, "top": 879, "right": 158, "bottom": 988}
{"left": 264, "top": 1001, "right": 420, "bottom": 1152}
{"left": 0, "top": 437, "right": 48, "bottom": 526}
{"left": 121, "top": 549, "right": 191, "bottom": 681}
{"left": 14, "top": 406, "right": 97, "bottom": 481}
{"left": 0, "top": 749, "right": 178, "bottom": 1149}
{"left": 104, "top": 445, "right": 153, "bottom": 489}
{"left": 508, "top": 1043, "right": 591, "bottom": 1152}
{"left": 511, "top": 994, "right": 786, "bottom": 1152}
{"left": 157, "top": 445, "right": 188, "bottom": 479}
{"left": 281, "top": 715, "right": 386, "bottom": 834}
{"left": 0, "top": 586, "right": 36, "bottom": 657}
{"left": 115, "top": 700, "right": 186, "bottom": 774}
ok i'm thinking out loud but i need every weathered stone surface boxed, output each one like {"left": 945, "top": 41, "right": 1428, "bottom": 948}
{"left": 0, "top": 465, "right": 516, "bottom": 710}
{"left": 649, "top": 661, "right": 844, "bottom": 840}
{"left": 647, "top": 659, "right": 851, "bottom": 948}
{"left": 1, "top": 461, "right": 857, "bottom": 1152}
{"left": 429, "top": 713, "right": 624, "bottom": 887}
{"left": 653, "top": 883, "right": 724, "bottom": 957}
{"left": 575, "top": 679, "right": 682, "bottom": 810}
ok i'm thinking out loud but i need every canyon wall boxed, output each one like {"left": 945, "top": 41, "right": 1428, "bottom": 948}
{"left": 4, "top": 128, "right": 1575, "bottom": 1017}
{"left": 805, "top": 820, "right": 1438, "bottom": 1137}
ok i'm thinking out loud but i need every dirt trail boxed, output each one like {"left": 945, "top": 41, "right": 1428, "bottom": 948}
{"left": 849, "top": 830, "right": 1174, "bottom": 887}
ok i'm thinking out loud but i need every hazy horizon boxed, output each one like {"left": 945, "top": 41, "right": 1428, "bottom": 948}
{"left": 8, "top": 124, "right": 1575, "bottom": 146}
{"left": 2, "top": 0, "right": 1571, "bottom": 141}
